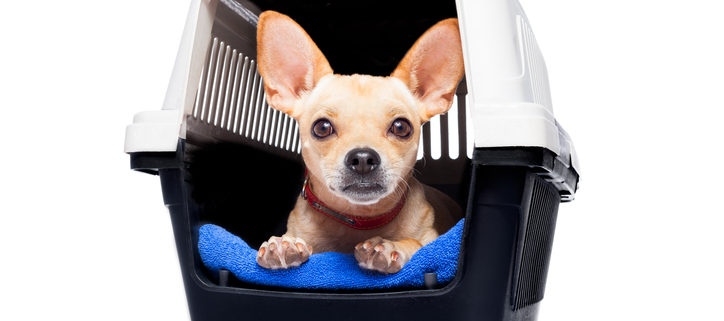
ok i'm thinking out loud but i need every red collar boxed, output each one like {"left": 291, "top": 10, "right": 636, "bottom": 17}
{"left": 301, "top": 175, "right": 407, "bottom": 230}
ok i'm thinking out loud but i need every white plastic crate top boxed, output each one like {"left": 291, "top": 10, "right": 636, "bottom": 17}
{"left": 455, "top": 0, "right": 578, "bottom": 170}
{"left": 124, "top": 0, "right": 579, "bottom": 173}
{"left": 124, "top": 0, "right": 217, "bottom": 153}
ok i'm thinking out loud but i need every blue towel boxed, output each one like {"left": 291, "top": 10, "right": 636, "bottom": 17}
{"left": 198, "top": 219, "right": 464, "bottom": 289}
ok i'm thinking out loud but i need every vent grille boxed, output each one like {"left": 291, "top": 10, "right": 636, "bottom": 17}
{"left": 192, "top": 37, "right": 302, "bottom": 154}
{"left": 512, "top": 175, "right": 560, "bottom": 310}
{"left": 190, "top": 36, "right": 473, "bottom": 159}
{"left": 417, "top": 95, "right": 475, "bottom": 160}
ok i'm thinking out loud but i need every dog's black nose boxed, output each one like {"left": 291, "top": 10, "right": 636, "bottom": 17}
{"left": 345, "top": 148, "right": 380, "bottom": 174}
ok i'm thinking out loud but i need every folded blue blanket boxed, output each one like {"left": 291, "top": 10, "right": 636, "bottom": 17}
{"left": 198, "top": 219, "right": 464, "bottom": 289}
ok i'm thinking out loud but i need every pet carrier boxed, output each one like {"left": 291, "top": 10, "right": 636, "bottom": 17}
{"left": 125, "top": 0, "right": 579, "bottom": 320}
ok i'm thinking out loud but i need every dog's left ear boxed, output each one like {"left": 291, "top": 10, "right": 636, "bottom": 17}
{"left": 391, "top": 19, "right": 464, "bottom": 122}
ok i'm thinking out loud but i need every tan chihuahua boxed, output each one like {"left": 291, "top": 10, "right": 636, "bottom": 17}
{"left": 255, "top": 11, "right": 464, "bottom": 274}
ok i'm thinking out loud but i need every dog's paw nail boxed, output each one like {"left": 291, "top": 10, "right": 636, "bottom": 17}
{"left": 372, "top": 251, "right": 388, "bottom": 269}
{"left": 257, "top": 236, "right": 311, "bottom": 270}
{"left": 355, "top": 238, "right": 408, "bottom": 274}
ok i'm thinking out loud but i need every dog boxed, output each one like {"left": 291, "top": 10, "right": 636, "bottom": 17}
{"left": 255, "top": 11, "right": 464, "bottom": 274}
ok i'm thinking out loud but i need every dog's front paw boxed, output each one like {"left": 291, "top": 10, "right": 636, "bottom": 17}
{"left": 354, "top": 237, "right": 408, "bottom": 274}
{"left": 257, "top": 236, "right": 312, "bottom": 269}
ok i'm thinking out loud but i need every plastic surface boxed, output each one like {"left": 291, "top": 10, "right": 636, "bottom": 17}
{"left": 124, "top": 110, "right": 181, "bottom": 153}
{"left": 455, "top": 0, "right": 578, "bottom": 175}
{"left": 164, "top": 0, "right": 220, "bottom": 138}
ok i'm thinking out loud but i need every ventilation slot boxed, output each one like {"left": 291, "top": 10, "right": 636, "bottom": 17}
{"left": 191, "top": 36, "right": 301, "bottom": 153}
{"left": 417, "top": 93, "right": 472, "bottom": 160}
{"left": 512, "top": 175, "right": 560, "bottom": 310}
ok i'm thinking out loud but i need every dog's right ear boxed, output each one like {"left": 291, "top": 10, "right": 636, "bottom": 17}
{"left": 257, "top": 11, "right": 333, "bottom": 116}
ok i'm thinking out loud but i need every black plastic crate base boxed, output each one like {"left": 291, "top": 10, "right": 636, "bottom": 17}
{"left": 133, "top": 139, "right": 571, "bottom": 321}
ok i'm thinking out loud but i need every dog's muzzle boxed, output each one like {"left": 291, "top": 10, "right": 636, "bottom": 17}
{"left": 340, "top": 148, "right": 386, "bottom": 199}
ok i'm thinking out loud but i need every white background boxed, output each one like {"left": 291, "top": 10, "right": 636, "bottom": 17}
{"left": 1, "top": 0, "right": 722, "bottom": 320}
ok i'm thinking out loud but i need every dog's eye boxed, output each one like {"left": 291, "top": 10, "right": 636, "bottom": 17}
{"left": 389, "top": 118, "right": 412, "bottom": 138}
{"left": 312, "top": 119, "right": 335, "bottom": 139}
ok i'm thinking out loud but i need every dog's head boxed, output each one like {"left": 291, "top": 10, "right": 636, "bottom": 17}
{"left": 257, "top": 11, "right": 464, "bottom": 205}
